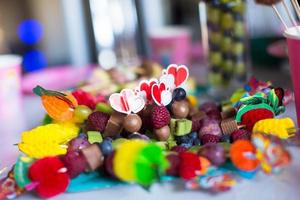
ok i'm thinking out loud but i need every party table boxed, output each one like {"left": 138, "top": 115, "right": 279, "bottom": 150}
{"left": 1, "top": 96, "right": 300, "bottom": 200}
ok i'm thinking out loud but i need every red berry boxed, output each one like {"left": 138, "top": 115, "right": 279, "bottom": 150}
{"left": 230, "top": 129, "right": 251, "bottom": 142}
{"left": 86, "top": 111, "right": 109, "bottom": 132}
{"left": 72, "top": 89, "right": 96, "bottom": 110}
{"left": 201, "top": 134, "right": 220, "bottom": 144}
{"left": 151, "top": 106, "right": 171, "bottom": 129}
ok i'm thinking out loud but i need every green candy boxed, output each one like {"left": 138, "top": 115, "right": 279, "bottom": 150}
{"left": 96, "top": 103, "right": 113, "bottom": 114}
{"left": 14, "top": 156, "right": 33, "bottom": 188}
{"left": 170, "top": 119, "right": 192, "bottom": 136}
{"left": 87, "top": 131, "right": 103, "bottom": 144}
{"left": 134, "top": 144, "right": 168, "bottom": 187}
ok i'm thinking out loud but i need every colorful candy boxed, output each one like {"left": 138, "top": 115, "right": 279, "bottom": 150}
{"left": 252, "top": 118, "right": 295, "bottom": 139}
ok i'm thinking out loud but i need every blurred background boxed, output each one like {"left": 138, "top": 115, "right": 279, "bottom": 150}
{"left": 0, "top": 0, "right": 297, "bottom": 105}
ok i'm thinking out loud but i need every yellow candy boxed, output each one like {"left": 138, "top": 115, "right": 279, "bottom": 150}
{"left": 187, "top": 95, "right": 198, "bottom": 107}
{"left": 113, "top": 140, "right": 147, "bottom": 182}
{"left": 18, "top": 123, "right": 79, "bottom": 158}
{"left": 253, "top": 118, "right": 295, "bottom": 139}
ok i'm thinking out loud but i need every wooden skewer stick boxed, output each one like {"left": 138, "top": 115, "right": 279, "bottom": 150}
{"left": 272, "top": 4, "right": 289, "bottom": 29}
{"left": 291, "top": 0, "right": 300, "bottom": 20}
{"left": 282, "top": 1, "right": 298, "bottom": 27}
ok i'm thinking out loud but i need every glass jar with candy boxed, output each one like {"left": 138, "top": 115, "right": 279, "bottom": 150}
{"left": 202, "top": 0, "right": 249, "bottom": 99}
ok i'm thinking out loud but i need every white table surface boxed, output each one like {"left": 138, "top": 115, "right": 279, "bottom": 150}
{"left": 1, "top": 95, "right": 300, "bottom": 200}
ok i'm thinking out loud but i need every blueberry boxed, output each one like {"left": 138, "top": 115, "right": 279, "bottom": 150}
{"left": 175, "top": 135, "right": 190, "bottom": 144}
{"left": 180, "top": 143, "right": 193, "bottom": 149}
{"left": 99, "top": 139, "right": 113, "bottom": 156}
{"left": 78, "top": 133, "right": 87, "bottom": 139}
{"left": 221, "top": 134, "right": 230, "bottom": 143}
{"left": 172, "top": 88, "right": 186, "bottom": 101}
{"left": 189, "top": 132, "right": 198, "bottom": 140}
{"left": 193, "top": 138, "right": 201, "bottom": 146}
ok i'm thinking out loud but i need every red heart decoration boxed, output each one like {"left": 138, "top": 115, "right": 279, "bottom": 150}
{"left": 167, "top": 65, "right": 189, "bottom": 87}
{"left": 139, "top": 79, "right": 157, "bottom": 101}
{"left": 109, "top": 89, "right": 145, "bottom": 114}
{"left": 151, "top": 82, "right": 166, "bottom": 106}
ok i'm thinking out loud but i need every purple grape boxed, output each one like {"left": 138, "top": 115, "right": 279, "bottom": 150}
{"left": 68, "top": 137, "right": 90, "bottom": 152}
{"left": 166, "top": 154, "right": 180, "bottom": 176}
{"left": 198, "top": 143, "right": 226, "bottom": 166}
{"left": 200, "top": 102, "right": 219, "bottom": 113}
{"left": 199, "top": 119, "right": 222, "bottom": 137}
{"left": 128, "top": 133, "right": 150, "bottom": 140}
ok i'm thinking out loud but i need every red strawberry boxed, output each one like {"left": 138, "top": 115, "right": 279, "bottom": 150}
{"left": 151, "top": 106, "right": 171, "bottom": 129}
{"left": 241, "top": 108, "right": 273, "bottom": 131}
{"left": 201, "top": 134, "right": 220, "bottom": 144}
{"left": 72, "top": 89, "right": 96, "bottom": 110}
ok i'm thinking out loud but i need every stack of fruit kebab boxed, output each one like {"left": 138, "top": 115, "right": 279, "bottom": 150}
{"left": 0, "top": 64, "right": 295, "bottom": 199}
{"left": 206, "top": 0, "right": 247, "bottom": 86}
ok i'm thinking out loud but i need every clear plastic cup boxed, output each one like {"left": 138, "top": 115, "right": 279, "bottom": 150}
{"left": 284, "top": 26, "right": 300, "bottom": 126}
{"left": 0, "top": 55, "right": 22, "bottom": 115}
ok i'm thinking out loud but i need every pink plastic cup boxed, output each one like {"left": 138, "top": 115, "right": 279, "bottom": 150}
{"left": 149, "top": 26, "right": 191, "bottom": 65}
{"left": 284, "top": 27, "right": 300, "bottom": 126}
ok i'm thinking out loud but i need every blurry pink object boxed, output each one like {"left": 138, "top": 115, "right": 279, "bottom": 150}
{"left": 149, "top": 26, "right": 191, "bottom": 65}
{"left": 22, "top": 65, "right": 94, "bottom": 94}
{"left": 267, "top": 40, "right": 287, "bottom": 58}
{"left": 284, "top": 26, "right": 300, "bottom": 126}
{"left": 0, "top": 55, "right": 22, "bottom": 114}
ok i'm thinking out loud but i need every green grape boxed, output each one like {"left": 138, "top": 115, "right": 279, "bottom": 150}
{"left": 221, "top": 13, "right": 234, "bottom": 30}
{"left": 74, "top": 105, "right": 92, "bottom": 123}
{"left": 209, "top": 72, "right": 223, "bottom": 86}
{"left": 222, "top": 59, "right": 234, "bottom": 72}
{"left": 210, "top": 32, "right": 222, "bottom": 44}
{"left": 221, "top": 36, "right": 232, "bottom": 52}
{"left": 235, "top": 61, "right": 246, "bottom": 74}
{"left": 209, "top": 52, "right": 222, "bottom": 66}
{"left": 232, "top": 42, "right": 244, "bottom": 55}
{"left": 208, "top": 7, "right": 221, "bottom": 24}
{"left": 96, "top": 102, "right": 113, "bottom": 114}
{"left": 112, "top": 138, "right": 128, "bottom": 148}
{"left": 233, "top": 22, "right": 245, "bottom": 38}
